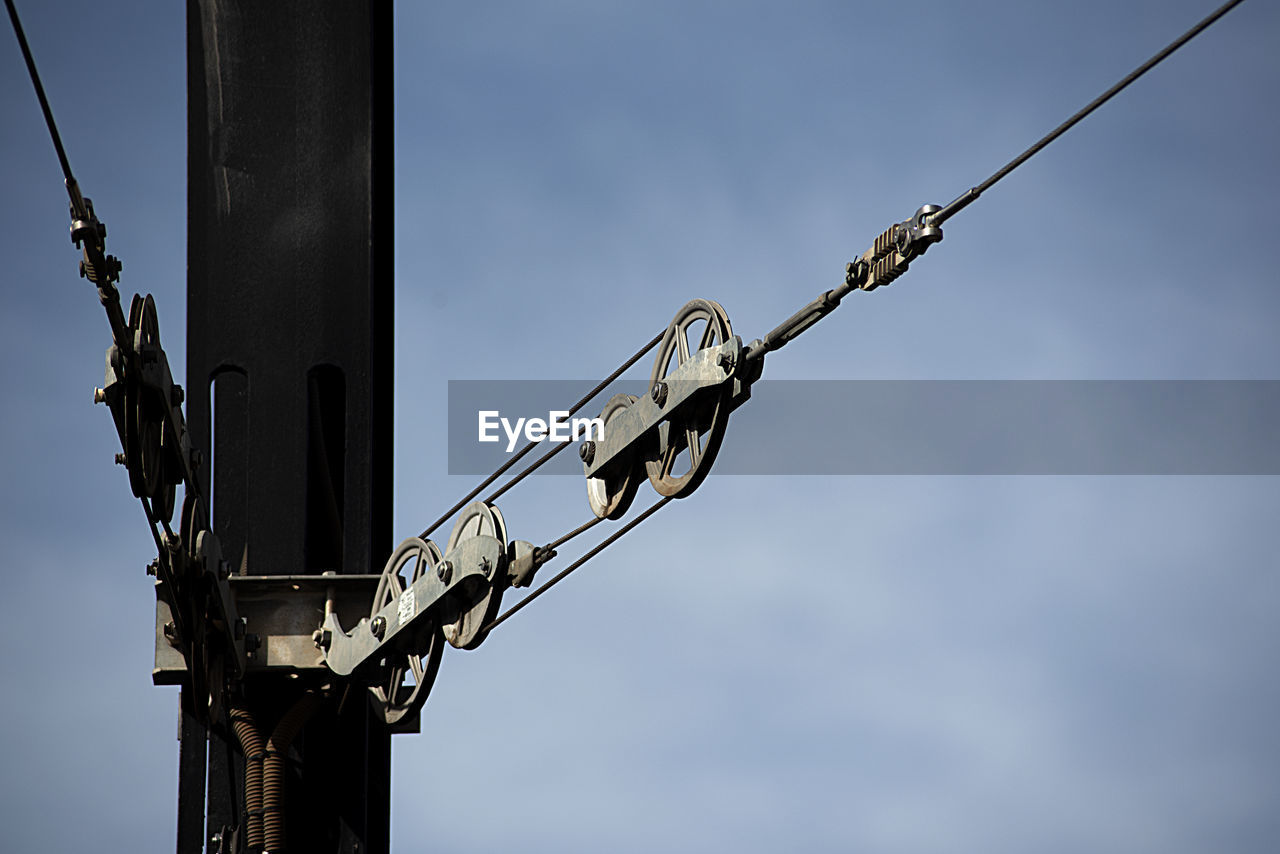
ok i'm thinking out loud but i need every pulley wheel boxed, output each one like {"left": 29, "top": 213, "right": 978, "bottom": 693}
{"left": 585, "top": 393, "right": 642, "bottom": 520}
{"left": 180, "top": 489, "right": 202, "bottom": 563}
{"left": 154, "top": 427, "right": 177, "bottom": 524}
{"left": 369, "top": 537, "right": 446, "bottom": 728}
{"left": 645, "top": 299, "right": 733, "bottom": 498}
{"left": 442, "top": 501, "right": 507, "bottom": 650}
{"left": 125, "top": 294, "right": 168, "bottom": 512}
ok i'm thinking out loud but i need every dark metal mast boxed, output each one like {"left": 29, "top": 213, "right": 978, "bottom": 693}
{"left": 183, "top": 2, "right": 394, "bottom": 850}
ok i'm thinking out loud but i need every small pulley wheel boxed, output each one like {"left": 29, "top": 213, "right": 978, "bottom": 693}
{"left": 369, "top": 537, "right": 446, "bottom": 728}
{"left": 442, "top": 502, "right": 508, "bottom": 650}
{"left": 125, "top": 294, "right": 170, "bottom": 515}
{"left": 586, "top": 393, "right": 642, "bottom": 520}
{"left": 180, "top": 489, "right": 202, "bottom": 568}
{"left": 645, "top": 299, "right": 733, "bottom": 498}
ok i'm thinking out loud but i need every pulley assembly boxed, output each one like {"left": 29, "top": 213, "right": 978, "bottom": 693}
{"left": 89, "top": 187, "right": 948, "bottom": 730}
{"left": 312, "top": 211, "right": 944, "bottom": 725}
{"left": 4, "top": 11, "right": 1251, "bottom": 854}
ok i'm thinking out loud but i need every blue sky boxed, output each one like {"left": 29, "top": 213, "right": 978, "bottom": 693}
{"left": 2, "top": 1, "right": 1278, "bottom": 852}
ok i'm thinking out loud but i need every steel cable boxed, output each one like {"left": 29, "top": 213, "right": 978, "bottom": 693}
{"left": 484, "top": 433, "right": 573, "bottom": 505}
{"left": 4, "top": 0, "right": 74, "bottom": 183}
{"left": 543, "top": 515, "right": 607, "bottom": 553}
{"left": 483, "top": 496, "right": 674, "bottom": 635}
{"left": 929, "top": 0, "right": 1247, "bottom": 227}
{"left": 419, "top": 330, "right": 663, "bottom": 539}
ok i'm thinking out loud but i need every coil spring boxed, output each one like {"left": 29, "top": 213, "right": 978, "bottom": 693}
{"left": 262, "top": 693, "right": 321, "bottom": 852}
{"left": 230, "top": 706, "right": 266, "bottom": 851}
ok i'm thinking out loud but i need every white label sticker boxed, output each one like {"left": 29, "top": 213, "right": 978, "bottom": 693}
{"left": 398, "top": 588, "right": 415, "bottom": 626}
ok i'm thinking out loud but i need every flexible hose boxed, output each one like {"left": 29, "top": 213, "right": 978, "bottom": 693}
{"left": 262, "top": 692, "right": 322, "bottom": 853}
{"left": 229, "top": 704, "right": 266, "bottom": 851}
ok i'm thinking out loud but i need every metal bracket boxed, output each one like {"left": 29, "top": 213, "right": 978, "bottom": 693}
{"left": 154, "top": 574, "right": 382, "bottom": 682}
{"left": 321, "top": 534, "right": 505, "bottom": 678}
{"left": 582, "top": 336, "right": 744, "bottom": 479}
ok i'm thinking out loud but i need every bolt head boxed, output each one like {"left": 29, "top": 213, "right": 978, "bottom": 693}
{"left": 371, "top": 616, "right": 387, "bottom": 639}
{"left": 579, "top": 440, "right": 596, "bottom": 464}
{"left": 894, "top": 224, "right": 911, "bottom": 254}
{"left": 437, "top": 560, "right": 453, "bottom": 584}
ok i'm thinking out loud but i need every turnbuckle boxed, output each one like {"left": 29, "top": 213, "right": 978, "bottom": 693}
{"left": 847, "top": 204, "right": 944, "bottom": 292}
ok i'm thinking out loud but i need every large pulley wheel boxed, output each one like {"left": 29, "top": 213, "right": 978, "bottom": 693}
{"left": 442, "top": 502, "right": 507, "bottom": 650}
{"left": 126, "top": 294, "right": 174, "bottom": 520}
{"left": 586, "top": 393, "right": 643, "bottom": 520}
{"left": 645, "top": 299, "right": 733, "bottom": 498}
{"left": 154, "top": 432, "right": 177, "bottom": 524}
{"left": 369, "top": 537, "right": 445, "bottom": 728}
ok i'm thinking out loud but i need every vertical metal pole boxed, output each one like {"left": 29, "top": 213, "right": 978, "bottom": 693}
{"left": 176, "top": 689, "right": 208, "bottom": 853}
{"left": 184, "top": 1, "right": 394, "bottom": 850}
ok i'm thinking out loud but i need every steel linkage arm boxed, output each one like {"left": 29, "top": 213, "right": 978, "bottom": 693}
{"left": 581, "top": 336, "right": 745, "bottom": 480}
{"left": 319, "top": 534, "right": 505, "bottom": 678}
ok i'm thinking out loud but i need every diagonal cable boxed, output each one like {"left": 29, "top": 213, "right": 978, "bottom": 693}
{"left": 929, "top": 0, "right": 1247, "bottom": 227}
